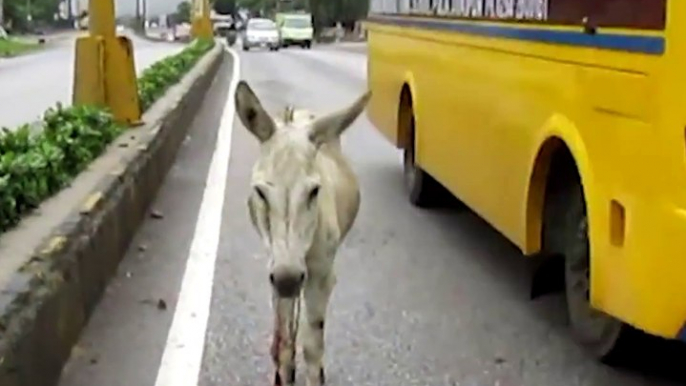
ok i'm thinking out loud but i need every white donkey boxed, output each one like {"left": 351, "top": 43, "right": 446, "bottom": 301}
{"left": 234, "top": 80, "right": 371, "bottom": 386}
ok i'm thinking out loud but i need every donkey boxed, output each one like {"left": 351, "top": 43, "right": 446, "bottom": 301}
{"left": 234, "top": 80, "right": 371, "bottom": 386}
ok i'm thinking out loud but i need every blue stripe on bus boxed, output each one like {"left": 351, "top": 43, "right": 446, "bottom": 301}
{"left": 366, "top": 16, "right": 665, "bottom": 55}
{"left": 678, "top": 322, "right": 686, "bottom": 343}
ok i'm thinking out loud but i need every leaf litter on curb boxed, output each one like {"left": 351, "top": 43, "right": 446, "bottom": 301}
{"left": 140, "top": 298, "right": 168, "bottom": 311}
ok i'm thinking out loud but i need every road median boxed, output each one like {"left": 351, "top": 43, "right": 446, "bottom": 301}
{"left": 0, "top": 40, "right": 227, "bottom": 386}
{"left": 129, "top": 27, "right": 190, "bottom": 45}
{"left": 0, "top": 37, "right": 41, "bottom": 58}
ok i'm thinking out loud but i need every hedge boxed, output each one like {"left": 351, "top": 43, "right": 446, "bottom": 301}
{"left": 0, "top": 38, "right": 216, "bottom": 233}
{"left": 138, "top": 38, "right": 215, "bottom": 111}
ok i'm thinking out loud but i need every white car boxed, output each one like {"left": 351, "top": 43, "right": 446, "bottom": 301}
{"left": 242, "top": 18, "right": 280, "bottom": 51}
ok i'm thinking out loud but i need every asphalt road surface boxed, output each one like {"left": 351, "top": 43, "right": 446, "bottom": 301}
{"left": 58, "top": 43, "right": 686, "bottom": 386}
{"left": 0, "top": 33, "right": 184, "bottom": 130}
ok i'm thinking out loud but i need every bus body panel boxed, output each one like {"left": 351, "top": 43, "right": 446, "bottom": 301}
{"left": 365, "top": 2, "right": 686, "bottom": 340}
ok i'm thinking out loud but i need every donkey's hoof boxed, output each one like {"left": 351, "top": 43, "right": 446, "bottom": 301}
{"left": 274, "top": 368, "right": 295, "bottom": 386}
{"left": 288, "top": 366, "right": 296, "bottom": 383}
{"left": 306, "top": 367, "right": 325, "bottom": 386}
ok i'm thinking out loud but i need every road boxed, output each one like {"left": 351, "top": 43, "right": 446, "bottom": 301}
{"left": 0, "top": 33, "right": 184, "bottom": 130}
{"left": 58, "top": 43, "right": 686, "bottom": 386}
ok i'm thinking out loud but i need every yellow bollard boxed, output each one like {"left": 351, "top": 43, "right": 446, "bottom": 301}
{"left": 72, "top": 0, "right": 142, "bottom": 126}
{"left": 191, "top": 0, "right": 214, "bottom": 40}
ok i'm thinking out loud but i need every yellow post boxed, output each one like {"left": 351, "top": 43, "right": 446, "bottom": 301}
{"left": 87, "top": 0, "right": 115, "bottom": 37}
{"left": 72, "top": 0, "right": 142, "bottom": 126}
{"left": 191, "top": 0, "right": 214, "bottom": 40}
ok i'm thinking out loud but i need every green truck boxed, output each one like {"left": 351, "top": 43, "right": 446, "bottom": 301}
{"left": 275, "top": 12, "right": 314, "bottom": 49}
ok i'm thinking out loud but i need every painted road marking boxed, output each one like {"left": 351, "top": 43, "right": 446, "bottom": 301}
{"left": 154, "top": 44, "right": 240, "bottom": 386}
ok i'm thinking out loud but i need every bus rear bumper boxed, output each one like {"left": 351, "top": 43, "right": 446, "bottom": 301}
{"left": 647, "top": 207, "right": 686, "bottom": 341}
{"left": 667, "top": 208, "right": 686, "bottom": 343}
{"left": 600, "top": 205, "right": 686, "bottom": 342}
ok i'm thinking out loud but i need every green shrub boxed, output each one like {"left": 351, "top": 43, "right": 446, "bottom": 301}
{"left": 0, "top": 37, "right": 40, "bottom": 57}
{"left": 0, "top": 105, "right": 123, "bottom": 231}
{"left": 0, "top": 38, "right": 215, "bottom": 234}
{"left": 138, "top": 38, "right": 215, "bottom": 111}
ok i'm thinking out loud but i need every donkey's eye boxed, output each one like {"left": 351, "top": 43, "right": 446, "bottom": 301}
{"left": 255, "top": 186, "right": 268, "bottom": 203}
{"left": 308, "top": 186, "right": 320, "bottom": 204}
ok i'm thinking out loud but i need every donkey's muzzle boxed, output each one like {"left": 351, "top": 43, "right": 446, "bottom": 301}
{"left": 270, "top": 267, "right": 306, "bottom": 298}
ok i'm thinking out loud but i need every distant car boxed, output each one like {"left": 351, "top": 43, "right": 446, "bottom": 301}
{"left": 173, "top": 23, "right": 192, "bottom": 42}
{"left": 214, "top": 21, "right": 233, "bottom": 37}
{"left": 242, "top": 18, "right": 280, "bottom": 51}
{"left": 276, "top": 13, "right": 313, "bottom": 49}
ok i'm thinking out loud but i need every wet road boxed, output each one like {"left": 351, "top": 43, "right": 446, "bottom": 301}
{"left": 0, "top": 33, "right": 184, "bottom": 130}
{"left": 58, "top": 43, "right": 686, "bottom": 386}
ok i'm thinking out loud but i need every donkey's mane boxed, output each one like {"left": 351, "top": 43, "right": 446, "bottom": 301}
{"left": 282, "top": 105, "right": 296, "bottom": 125}
{"left": 280, "top": 104, "right": 316, "bottom": 128}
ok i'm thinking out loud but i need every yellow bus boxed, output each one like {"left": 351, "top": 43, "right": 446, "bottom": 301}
{"left": 365, "top": 0, "right": 686, "bottom": 360}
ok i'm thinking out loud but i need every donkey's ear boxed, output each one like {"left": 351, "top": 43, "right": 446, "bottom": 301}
{"left": 309, "top": 91, "right": 371, "bottom": 146}
{"left": 235, "top": 81, "right": 276, "bottom": 142}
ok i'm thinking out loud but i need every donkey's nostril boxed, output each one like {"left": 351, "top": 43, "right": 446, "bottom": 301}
{"left": 269, "top": 273, "right": 275, "bottom": 284}
{"left": 270, "top": 267, "right": 306, "bottom": 298}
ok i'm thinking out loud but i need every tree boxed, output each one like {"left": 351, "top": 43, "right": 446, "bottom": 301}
{"left": 237, "top": 0, "right": 270, "bottom": 15}
{"left": 308, "top": 0, "right": 367, "bottom": 31}
{"left": 2, "top": 0, "right": 62, "bottom": 32}
{"left": 212, "top": 0, "right": 236, "bottom": 15}
{"left": 236, "top": 0, "right": 307, "bottom": 16}
{"left": 234, "top": 0, "right": 367, "bottom": 32}
{"left": 175, "top": 0, "right": 192, "bottom": 23}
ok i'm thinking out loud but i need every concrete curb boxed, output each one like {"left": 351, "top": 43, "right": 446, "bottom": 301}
{"left": 0, "top": 42, "right": 226, "bottom": 386}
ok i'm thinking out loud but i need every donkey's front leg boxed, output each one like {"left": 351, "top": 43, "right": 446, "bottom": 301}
{"left": 271, "top": 296, "right": 298, "bottom": 386}
{"left": 302, "top": 272, "right": 336, "bottom": 386}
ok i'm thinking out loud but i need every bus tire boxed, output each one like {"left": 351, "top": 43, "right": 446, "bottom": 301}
{"left": 402, "top": 106, "right": 444, "bottom": 207}
{"left": 545, "top": 169, "right": 634, "bottom": 363}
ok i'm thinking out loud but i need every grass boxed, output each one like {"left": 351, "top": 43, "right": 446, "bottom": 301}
{"left": 0, "top": 37, "right": 40, "bottom": 58}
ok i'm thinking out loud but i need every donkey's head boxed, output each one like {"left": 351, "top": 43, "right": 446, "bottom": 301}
{"left": 235, "top": 81, "right": 370, "bottom": 298}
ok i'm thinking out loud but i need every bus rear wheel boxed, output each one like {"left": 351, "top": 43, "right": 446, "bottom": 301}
{"left": 402, "top": 105, "right": 444, "bottom": 207}
{"left": 544, "top": 160, "right": 635, "bottom": 363}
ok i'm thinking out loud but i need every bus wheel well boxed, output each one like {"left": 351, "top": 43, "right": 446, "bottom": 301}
{"left": 398, "top": 84, "right": 413, "bottom": 149}
{"left": 528, "top": 138, "right": 583, "bottom": 299}
{"left": 530, "top": 140, "right": 631, "bottom": 359}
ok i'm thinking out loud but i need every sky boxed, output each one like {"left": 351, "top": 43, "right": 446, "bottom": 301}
{"left": 114, "top": 0, "right": 180, "bottom": 17}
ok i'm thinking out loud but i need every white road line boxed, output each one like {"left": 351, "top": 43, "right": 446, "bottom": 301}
{"left": 154, "top": 45, "right": 241, "bottom": 386}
